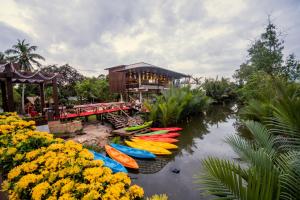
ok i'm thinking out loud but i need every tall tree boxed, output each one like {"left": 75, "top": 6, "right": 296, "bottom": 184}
{"left": 5, "top": 39, "right": 45, "bottom": 113}
{"left": 234, "top": 18, "right": 284, "bottom": 83}
{"left": 248, "top": 19, "right": 284, "bottom": 75}
{"left": 41, "top": 64, "right": 85, "bottom": 102}
{"left": 281, "top": 54, "right": 300, "bottom": 81}
{"left": 0, "top": 52, "right": 7, "bottom": 63}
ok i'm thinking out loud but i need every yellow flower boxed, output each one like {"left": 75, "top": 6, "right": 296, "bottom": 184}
{"left": 8, "top": 166, "right": 22, "bottom": 180}
{"left": 129, "top": 185, "right": 144, "bottom": 199}
{"left": 31, "top": 182, "right": 50, "bottom": 200}
{"left": 13, "top": 153, "right": 24, "bottom": 161}
{"left": 111, "top": 172, "right": 131, "bottom": 185}
{"left": 58, "top": 193, "right": 76, "bottom": 200}
{"left": 75, "top": 183, "right": 89, "bottom": 193}
{"left": 82, "top": 190, "right": 101, "bottom": 200}
{"left": 26, "top": 149, "right": 41, "bottom": 160}
{"left": 83, "top": 167, "right": 104, "bottom": 182}
{"left": 16, "top": 174, "right": 43, "bottom": 190}
{"left": 78, "top": 149, "right": 94, "bottom": 160}
{"left": 1, "top": 180, "right": 10, "bottom": 191}
{"left": 46, "top": 196, "right": 57, "bottom": 200}
{"left": 21, "top": 162, "right": 38, "bottom": 173}
{"left": 60, "top": 180, "right": 74, "bottom": 194}
{"left": 7, "top": 147, "right": 17, "bottom": 155}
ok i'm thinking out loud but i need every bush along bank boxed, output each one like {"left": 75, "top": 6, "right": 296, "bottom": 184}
{"left": 0, "top": 112, "right": 144, "bottom": 200}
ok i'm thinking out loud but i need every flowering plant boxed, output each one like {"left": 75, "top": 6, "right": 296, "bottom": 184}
{"left": 0, "top": 113, "right": 144, "bottom": 200}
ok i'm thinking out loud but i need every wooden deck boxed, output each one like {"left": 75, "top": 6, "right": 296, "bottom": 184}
{"left": 60, "top": 106, "right": 130, "bottom": 119}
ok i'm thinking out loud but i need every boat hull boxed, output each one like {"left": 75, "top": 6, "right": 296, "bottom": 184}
{"left": 132, "top": 139, "right": 178, "bottom": 149}
{"left": 90, "top": 150, "right": 127, "bottom": 173}
{"left": 105, "top": 145, "right": 139, "bottom": 169}
{"left": 124, "top": 121, "right": 153, "bottom": 131}
{"left": 150, "top": 127, "right": 183, "bottom": 132}
{"left": 136, "top": 132, "right": 180, "bottom": 138}
{"left": 110, "top": 143, "right": 156, "bottom": 159}
{"left": 125, "top": 141, "right": 171, "bottom": 155}
{"left": 135, "top": 137, "right": 179, "bottom": 143}
{"left": 135, "top": 130, "right": 168, "bottom": 136}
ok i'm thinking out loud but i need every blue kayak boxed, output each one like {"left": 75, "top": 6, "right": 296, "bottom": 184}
{"left": 90, "top": 150, "right": 127, "bottom": 173}
{"left": 110, "top": 143, "right": 156, "bottom": 159}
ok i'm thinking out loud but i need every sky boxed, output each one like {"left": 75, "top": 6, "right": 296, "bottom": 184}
{"left": 0, "top": 0, "right": 300, "bottom": 78}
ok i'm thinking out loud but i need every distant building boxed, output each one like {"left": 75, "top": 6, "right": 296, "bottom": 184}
{"left": 105, "top": 62, "right": 189, "bottom": 101}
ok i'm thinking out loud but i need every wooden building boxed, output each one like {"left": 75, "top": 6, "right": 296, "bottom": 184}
{"left": 105, "top": 62, "right": 189, "bottom": 101}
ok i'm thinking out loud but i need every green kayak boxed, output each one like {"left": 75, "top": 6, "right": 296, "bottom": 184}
{"left": 135, "top": 130, "right": 169, "bottom": 136}
{"left": 124, "top": 121, "right": 153, "bottom": 131}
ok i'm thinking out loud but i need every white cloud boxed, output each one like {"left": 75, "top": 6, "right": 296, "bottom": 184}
{"left": 0, "top": 0, "right": 299, "bottom": 78}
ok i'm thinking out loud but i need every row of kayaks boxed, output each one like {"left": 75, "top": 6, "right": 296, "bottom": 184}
{"left": 91, "top": 125, "right": 183, "bottom": 173}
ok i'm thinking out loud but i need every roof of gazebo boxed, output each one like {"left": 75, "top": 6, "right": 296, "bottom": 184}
{"left": 0, "top": 63, "right": 59, "bottom": 84}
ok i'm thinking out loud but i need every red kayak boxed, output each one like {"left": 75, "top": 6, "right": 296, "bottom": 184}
{"left": 136, "top": 132, "right": 181, "bottom": 138}
{"left": 150, "top": 127, "right": 183, "bottom": 132}
{"left": 135, "top": 137, "right": 179, "bottom": 143}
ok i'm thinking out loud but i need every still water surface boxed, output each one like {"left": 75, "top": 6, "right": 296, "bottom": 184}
{"left": 130, "top": 105, "right": 239, "bottom": 200}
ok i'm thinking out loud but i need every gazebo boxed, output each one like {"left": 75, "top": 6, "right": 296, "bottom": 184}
{"left": 0, "top": 63, "right": 60, "bottom": 117}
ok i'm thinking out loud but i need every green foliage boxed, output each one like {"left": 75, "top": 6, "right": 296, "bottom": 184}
{"left": 145, "top": 87, "right": 212, "bottom": 127}
{"left": 110, "top": 136, "right": 121, "bottom": 144}
{"left": 202, "top": 77, "right": 237, "bottom": 103}
{"left": 198, "top": 120, "right": 300, "bottom": 200}
{"left": 281, "top": 54, "right": 300, "bottom": 81}
{"left": 234, "top": 18, "right": 300, "bottom": 84}
{"left": 41, "top": 64, "right": 85, "bottom": 102}
{"left": 75, "top": 76, "right": 117, "bottom": 103}
{"left": 239, "top": 75, "right": 300, "bottom": 124}
{"left": 198, "top": 81, "right": 300, "bottom": 199}
{"left": 5, "top": 39, "right": 45, "bottom": 70}
{"left": 83, "top": 144, "right": 103, "bottom": 153}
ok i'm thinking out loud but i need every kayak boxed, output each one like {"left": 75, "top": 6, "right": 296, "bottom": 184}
{"left": 150, "top": 127, "right": 183, "bottom": 132}
{"left": 105, "top": 145, "right": 139, "bottom": 169}
{"left": 125, "top": 141, "right": 171, "bottom": 155}
{"left": 135, "top": 130, "right": 169, "bottom": 137}
{"left": 124, "top": 121, "right": 153, "bottom": 131}
{"left": 90, "top": 150, "right": 127, "bottom": 173}
{"left": 132, "top": 137, "right": 179, "bottom": 143}
{"left": 132, "top": 138, "right": 178, "bottom": 150}
{"left": 110, "top": 143, "right": 156, "bottom": 159}
{"left": 136, "top": 132, "right": 181, "bottom": 138}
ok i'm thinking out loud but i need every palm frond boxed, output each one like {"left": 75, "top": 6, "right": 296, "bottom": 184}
{"left": 198, "top": 157, "right": 247, "bottom": 200}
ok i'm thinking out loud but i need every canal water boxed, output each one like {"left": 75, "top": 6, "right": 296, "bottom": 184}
{"left": 130, "top": 105, "right": 239, "bottom": 200}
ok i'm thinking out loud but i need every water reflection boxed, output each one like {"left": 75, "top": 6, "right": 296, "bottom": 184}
{"left": 131, "top": 104, "right": 238, "bottom": 200}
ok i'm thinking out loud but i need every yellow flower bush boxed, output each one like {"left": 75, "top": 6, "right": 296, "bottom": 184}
{"left": 0, "top": 112, "right": 144, "bottom": 200}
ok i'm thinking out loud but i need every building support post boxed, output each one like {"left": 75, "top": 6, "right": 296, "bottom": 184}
{"left": 40, "top": 83, "right": 45, "bottom": 115}
{"left": 138, "top": 72, "right": 142, "bottom": 103}
{"left": 6, "top": 78, "right": 14, "bottom": 112}
{"left": 0, "top": 81, "right": 8, "bottom": 111}
{"left": 52, "top": 78, "right": 59, "bottom": 118}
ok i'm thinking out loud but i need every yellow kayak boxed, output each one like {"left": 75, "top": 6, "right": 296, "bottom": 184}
{"left": 132, "top": 138, "right": 178, "bottom": 150}
{"left": 125, "top": 141, "right": 171, "bottom": 155}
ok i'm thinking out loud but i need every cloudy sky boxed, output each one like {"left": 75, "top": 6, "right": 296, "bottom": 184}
{"left": 0, "top": 0, "right": 300, "bottom": 78}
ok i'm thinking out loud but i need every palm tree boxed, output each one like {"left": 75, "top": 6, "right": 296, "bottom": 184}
{"left": 5, "top": 39, "right": 45, "bottom": 113}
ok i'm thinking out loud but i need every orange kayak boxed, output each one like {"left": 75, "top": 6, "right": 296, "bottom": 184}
{"left": 105, "top": 145, "right": 139, "bottom": 169}
{"left": 133, "top": 137, "right": 179, "bottom": 143}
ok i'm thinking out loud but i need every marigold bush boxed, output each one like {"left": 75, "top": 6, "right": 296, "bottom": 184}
{"left": 0, "top": 112, "right": 144, "bottom": 200}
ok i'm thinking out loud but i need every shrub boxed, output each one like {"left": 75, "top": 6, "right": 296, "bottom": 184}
{"left": 144, "top": 87, "right": 212, "bottom": 127}
{"left": 202, "top": 77, "right": 237, "bottom": 103}
{"left": 0, "top": 112, "right": 144, "bottom": 200}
